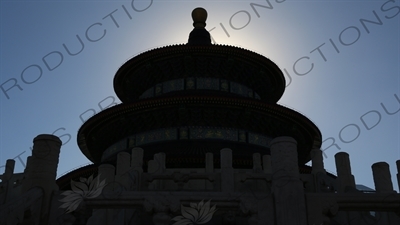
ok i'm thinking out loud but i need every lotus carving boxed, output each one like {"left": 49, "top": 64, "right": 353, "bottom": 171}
{"left": 171, "top": 199, "right": 217, "bottom": 225}
{"left": 59, "top": 174, "right": 106, "bottom": 213}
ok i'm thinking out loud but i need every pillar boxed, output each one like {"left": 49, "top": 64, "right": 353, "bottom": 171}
{"left": 3, "top": 159, "right": 15, "bottom": 180}
{"left": 1, "top": 159, "right": 15, "bottom": 204}
{"left": 154, "top": 152, "right": 166, "bottom": 173}
{"left": 91, "top": 164, "right": 116, "bottom": 225}
{"left": 131, "top": 147, "right": 144, "bottom": 172}
{"left": 311, "top": 148, "right": 325, "bottom": 174}
{"left": 372, "top": 162, "right": 394, "bottom": 193}
{"left": 270, "top": 136, "right": 307, "bottom": 225}
{"left": 396, "top": 160, "right": 400, "bottom": 192}
{"left": 205, "top": 153, "right": 214, "bottom": 190}
{"left": 148, "top": 152, "right": 166, "bottom": 190}
{"left": 334, "top": 152, "right": 356, "bottom": 193}
{"left": 253, "top": 153, "right": 262, "bottom": 172}
{"left": 21, "top": 134, "right": 62, "bottom": 221}
{"left": 131, "top": 147, "right": 144, "bottom": 191}
{"left": 262, "top": 155, "right": 272, "bottom": 174}
{"left": 98, "top": 164, "right": 115, "bottom": 185}
{"left": 372, "top": 162, "right": 400, "bottom": 225}
{"left": 221, "top": 148, "right": 234, "bottom": 192}
{"left": 116, "top": 152, "right": 131, "bottom": 191}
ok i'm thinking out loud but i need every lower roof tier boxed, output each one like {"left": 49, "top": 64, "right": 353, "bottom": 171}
{"left": 77, "top": 95, "right": 322, "bottom": 164}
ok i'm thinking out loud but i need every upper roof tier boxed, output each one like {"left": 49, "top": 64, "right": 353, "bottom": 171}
{"left": 113, "top": 8, "right": 286, "bottom": 103}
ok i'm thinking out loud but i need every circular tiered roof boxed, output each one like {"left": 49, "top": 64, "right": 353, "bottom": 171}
{"left": 77, "top": 7, "right": 322, "bottom": 169}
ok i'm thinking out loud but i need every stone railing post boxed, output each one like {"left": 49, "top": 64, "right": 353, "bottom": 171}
{"left": 21, "top": 134, "right": 61, "bottom": 222}
{"left": 311, "top": 148, "right": 325, "bottom": 174}
{"left": 262, "top": 155, "right": 272, "bottom": 174}
{"left": 131, "top": 147, "right": 144, "bottom": 172}
{"left": 143, "top": 195, "right": 179, "bottom": 225}
{"left": 372, "top": 162, "right": 394, "bottom": 193}
{"left": 155, "top": 152, "right": 166, "bottom": 189}
{"left": 372, "top": 162, "right": 400, "bottom": 225}
{"left": 253, "top": 153, "right": 262, "bottom": 172}
{"left": 270, "top": 136, "right": 307, "bottom": 225}
{"left": 396, "top": 160, "right": 400, "bottom": 192}
{"left": 205, "top": 152, "right": 214, "bottom": 190}
{"left": 131, "top": 147, "right": 144, "bottom": 190}
{"left": 116, "top": 152, "right": 131, "bottom": 190}
{"left": 147, "top": 152, "right": 166, "bottom": 190}
{"left": 2, "top": 159, "right": 15, "bottom": 180}
{"left": 221, "top": 148, "right": 234, "bottom": 193}
{"left": 88, "top": 164, "right": 115, "bottom": 225}
{"left": 334, "top": 152, "right": 356, "bottom": 193}
{"left": 1, "top": 159, "right": 15, "bottom": 204}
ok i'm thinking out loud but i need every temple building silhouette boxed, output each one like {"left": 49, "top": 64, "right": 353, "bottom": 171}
{"left": 1, "top": 7, "right": 400, "bottom": 225}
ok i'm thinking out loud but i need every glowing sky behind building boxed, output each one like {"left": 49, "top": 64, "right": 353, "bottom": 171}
{"left": 1, "top": 0, "right": 399, "bottom": 192}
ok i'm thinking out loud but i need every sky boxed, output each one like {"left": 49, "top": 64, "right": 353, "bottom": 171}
{"left": 0, "top": 0, "right": 399, "bottom": 192}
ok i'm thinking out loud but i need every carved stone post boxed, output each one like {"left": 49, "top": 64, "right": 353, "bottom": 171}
{"left": 131, "top": 147, "right": 143, "bottom": 171}
{"left": 90, "top": 164, "right": 116, "bottom": 225}
{"left": 311, "top": 148, "right": 325, "bottom": 174}
{"left": 85, "top": 165, "right": 111, "bottom": 225}
{"left": 148, "top": 152, "right": 165, "bottom": 190}
{"left": 205, "top": 152, "right": 214, "bottom": 190}
{"left": 334, "top": 152, "right": 356, "bottom": 193}
{"left": 240, "top": 197, "right": 259, "bottom": 225}
{"left": 221, "top": 148, "right": 234, "bottom": 192}
{"left": 143, "top": 195, "right": 179, "bottom": 225}
{"left": 372, "top": 162, "right": 400, "bottom": 225}
{"left": 148, "top": 159, "right": 158, "bottom": 190}
{"left": 396, "top": 160, "right": 400, "bottom": 192}
{"left": 154, "top": 153, "right": 166, "bottom": 172}
{"left": 116, "top": 152, "right": 132, "bottom": 190}
{"left": 1, "top": 159, "right": 15, "bottom": 204}
{"left": 270, "top": 136, "right": 307, "bottom": 225}
{"left": 253, "top": 153, "right": 262, "bottom": 172}
{"left": 131, "top": 147, "right": 144, "bottom": 172}
{"left": 262, "top": 155, "right": 272, "bottom": 174}
{"left": 3, "top": 159, "right": 15, "bottom": 180}
{"left": 253, "top": 153, "right": 266, "bottom": 191}
{"left": 131, "top": 147, "right": 143, "bottom": 191}
{"left": 99, "top": 164, "right": 115, "bottom": 185}
{"left": 21, "top": 134, "right": 61, "bottom": 223}
{"left": 372, "top": 162, "right": 394, "bottom": 193}
{"left": 154, "top": 153, "right": 166, "bottom": 189}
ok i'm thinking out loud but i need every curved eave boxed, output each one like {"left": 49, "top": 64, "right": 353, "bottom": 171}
{"left": 77, "top": 96, "right": 322, "bottom": 164}
{"left": 113, "top": 44, "right": 285, "bottom": 103}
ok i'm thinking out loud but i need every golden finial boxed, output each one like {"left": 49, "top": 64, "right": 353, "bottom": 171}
{"left": 192, "top": 7, "right": 207, "bottom": 28}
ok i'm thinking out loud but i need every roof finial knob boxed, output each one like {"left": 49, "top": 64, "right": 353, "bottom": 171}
{"left": 192, "top": 7, "right": 207, "bottom": 28}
